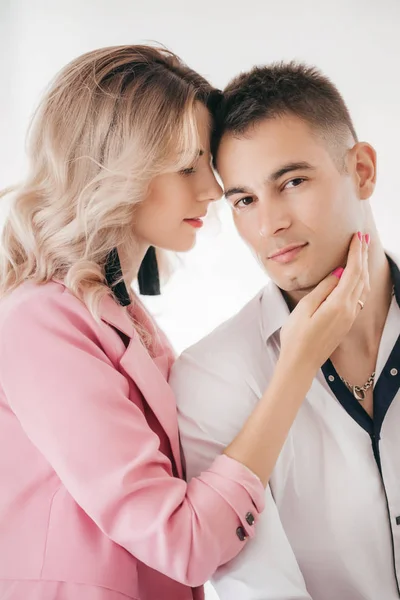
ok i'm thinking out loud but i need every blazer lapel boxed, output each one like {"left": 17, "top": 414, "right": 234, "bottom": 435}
{"left": 120, "top": 340, "right": 183, "bottom": 478}
{"left": 99, "top": 294, "right": 183, "bottom": 478}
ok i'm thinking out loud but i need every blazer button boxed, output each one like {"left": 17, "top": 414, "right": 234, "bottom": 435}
{"left": 245, "top": 512, "right": 255, "bottom": 526}
{"left": 236, "top": 526, "right": 247, "bottom": 541}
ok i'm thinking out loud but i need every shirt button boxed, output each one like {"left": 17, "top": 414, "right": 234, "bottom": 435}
{"left": 328, "top": 375, "right": 335, "bottom": 382}
{"left": 390, "top": 368, "right": 398, "bottom": 376}
{"left": 236, "top": 526, "right": 247, "bottom": 541}
{"left": 245, "top": 512, "right": 255, "bottom": 526}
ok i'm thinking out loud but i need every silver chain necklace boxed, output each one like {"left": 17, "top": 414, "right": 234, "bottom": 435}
{"left": 339, "top": 371, "right": 375, "bottom": 401}
{"left": 337, "top": 285, "right": 395, "bottom": 400}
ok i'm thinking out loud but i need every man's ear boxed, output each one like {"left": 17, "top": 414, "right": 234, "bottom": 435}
{"left": 346, "top": 142, "right": 377, "bottom": 200}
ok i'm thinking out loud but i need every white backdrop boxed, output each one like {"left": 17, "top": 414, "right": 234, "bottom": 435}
{"left": 2, "top": 1, "right": 399, "bottom": 597}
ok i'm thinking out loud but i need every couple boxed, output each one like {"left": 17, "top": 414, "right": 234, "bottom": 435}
{"left": 0, "top": 44, "right": 397, "bottom": 600}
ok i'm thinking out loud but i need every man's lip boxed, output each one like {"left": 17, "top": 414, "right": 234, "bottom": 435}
{"left": 268, "top": 243, "right": 307, "bottom": 259}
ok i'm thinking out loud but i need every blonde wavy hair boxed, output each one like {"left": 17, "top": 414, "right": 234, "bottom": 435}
{"left": 0, "top": 44, "right": 218, "bottom": 320}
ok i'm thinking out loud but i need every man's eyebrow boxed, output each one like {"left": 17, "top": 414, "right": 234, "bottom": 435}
{"left": 224, "top": 162, "right": 316, "bottom": 199}
{"left": 225, "top": 186, "right": 250, "bottom": 199}
{"left": 268, "top": 161, "right": 315, "bottom": 181}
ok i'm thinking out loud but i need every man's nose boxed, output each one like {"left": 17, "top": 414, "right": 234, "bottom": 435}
{"left": 257, "top": 198, "right": 291, "bottom": 238}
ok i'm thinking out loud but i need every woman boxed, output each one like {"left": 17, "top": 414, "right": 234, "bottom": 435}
{"left": 0, "top": 45, "right": 369, "bottom": 600}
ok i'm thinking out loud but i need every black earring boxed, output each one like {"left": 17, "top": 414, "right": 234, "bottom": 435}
{"left": 137, "top": 246, "right": 161, "bottom": 296}
{"left": 104, "top": 248, "right": 131, "bottom": 306}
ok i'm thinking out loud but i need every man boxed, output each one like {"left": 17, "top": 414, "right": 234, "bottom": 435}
{"left": 169, "top": 63, "right": 400, "bottom": 600}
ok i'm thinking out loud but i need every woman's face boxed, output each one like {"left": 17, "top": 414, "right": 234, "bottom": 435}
{"left": 132, "top": 103, "right": 223, "bottom": 253}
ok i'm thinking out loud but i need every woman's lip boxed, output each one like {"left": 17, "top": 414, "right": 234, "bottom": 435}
{"left": 184, "top": 218, "right": 204, "bottom": 229}
{"left": 269, "top": 244, "right": 307, "bottom": 263}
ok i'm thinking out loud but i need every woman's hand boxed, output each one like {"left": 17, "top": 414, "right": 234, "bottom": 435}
{"left": 280, "top": 232, "right": 369, "bottom": 372}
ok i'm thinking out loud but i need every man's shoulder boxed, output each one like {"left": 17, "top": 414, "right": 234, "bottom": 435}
{"left": 170, "top": 285, "right": 277, "bottom": 395}
{"left": 182, "top": 287, "right": 265, "bottom": 360}
{"left": 171, "top": 287, "right": 271, "bottom": 445}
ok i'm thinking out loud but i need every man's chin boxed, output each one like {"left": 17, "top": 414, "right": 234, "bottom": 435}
{"left": 269, "top": 273, "right": 319, "bottom": 295}
{"left": 282, "top": 283, "right": 317, "bottom": 295}
{"left": 266, "top": 263, "right": 330, "bottom": 295}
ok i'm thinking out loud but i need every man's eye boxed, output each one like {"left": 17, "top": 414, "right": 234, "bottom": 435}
{"left": 235, "top": 196, "right": 254, "bottom": 208}
{"left": 284, "top": 177, "right": 306, "bottom": 189}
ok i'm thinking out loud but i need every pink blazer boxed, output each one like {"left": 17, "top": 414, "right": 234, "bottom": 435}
{"left": 0, "top": 280, "right": 264, "bottom": 600}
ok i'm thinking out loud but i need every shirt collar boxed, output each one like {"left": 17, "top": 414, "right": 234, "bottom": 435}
{"left": 260, "top": 280, "right": 290, "bottom": 343}
{"left": 387, "top": 251, "right": 400, "bottom": 307}
{"left": 260, "top": 251, "right": 400, "bottom": 344}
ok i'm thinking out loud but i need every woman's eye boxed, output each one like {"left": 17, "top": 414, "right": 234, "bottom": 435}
{"left": 180, "top": 167, "right": 196, "bottom": 176}
{"left": 235, "top": 196, "right": 254, "bottom": 208}
{"left": 284, "top": 177, "right": 306, "bottom": 189}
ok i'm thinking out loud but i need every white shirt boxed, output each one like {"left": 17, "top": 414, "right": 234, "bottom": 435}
{"left": 170, "top": 256, "right": 400, "bottom": 600}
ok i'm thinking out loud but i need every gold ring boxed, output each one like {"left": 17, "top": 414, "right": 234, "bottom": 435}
{"left": 358, "top": 299, "right": 364, "bottom": 310}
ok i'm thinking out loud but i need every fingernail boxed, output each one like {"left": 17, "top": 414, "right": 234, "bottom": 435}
{"left": 365, "top": 233, "right": 370, "bottom": 245}
{"left": 357, "top": 232, "right": 362, "bottom": 242}
{"left": 332, "top": 267, "right": 344, "bottom": 279}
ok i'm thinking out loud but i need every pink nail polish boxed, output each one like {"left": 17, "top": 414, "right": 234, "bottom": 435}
{"left": 332, "top": 267, "right": 344, "bottom": 279}
{"left": 357, "top": 232, "right": 362, "bottom": 241}
{"left": 365, "top": 234, "right": 370, "bottom": 245}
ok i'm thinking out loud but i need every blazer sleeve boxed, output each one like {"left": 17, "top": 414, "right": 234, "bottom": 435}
{"left": 0, "top": 287, "right": 265, "bottom": 587}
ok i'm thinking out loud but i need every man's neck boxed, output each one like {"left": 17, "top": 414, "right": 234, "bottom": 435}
{"left": 329, "top": 237, "right": 393, "bottom": 419}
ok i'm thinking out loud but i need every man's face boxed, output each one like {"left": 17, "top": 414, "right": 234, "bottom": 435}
{"left": 217, "top": 115, "right": 365, "bottom": 298}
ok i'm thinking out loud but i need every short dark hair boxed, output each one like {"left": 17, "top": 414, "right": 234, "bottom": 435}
{"left": 212, "top": 62, "right": 358, "bottom": 163}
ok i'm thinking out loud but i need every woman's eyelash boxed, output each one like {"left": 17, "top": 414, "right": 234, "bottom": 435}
{"left": 180, "top": 167, "right": 196, "bottom": 176}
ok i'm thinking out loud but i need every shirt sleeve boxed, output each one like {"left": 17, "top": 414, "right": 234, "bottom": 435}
{"left": 170, "top": 347, "right": 313, "bottom": 599}
{"left": 0, "top": 288, "right": 265, "bottom": 588}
